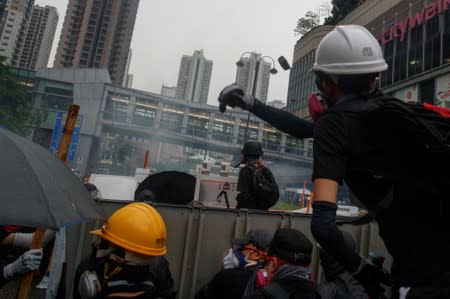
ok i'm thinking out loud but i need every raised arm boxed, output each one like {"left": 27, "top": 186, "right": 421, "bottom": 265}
{"left": 218, "top": 83, "right": 314, "bottom": 139}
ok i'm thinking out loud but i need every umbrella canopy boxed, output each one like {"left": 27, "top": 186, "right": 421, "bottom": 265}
{"left": 0, "top": 128, "right": 103, "bottom": 229}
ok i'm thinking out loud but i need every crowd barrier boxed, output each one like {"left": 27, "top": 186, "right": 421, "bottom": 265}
{"left": 62, "top": 200, "right": 392, "bottom": 299}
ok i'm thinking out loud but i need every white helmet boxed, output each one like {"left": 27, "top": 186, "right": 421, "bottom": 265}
{"left": 311, "top": 25, "right": 388, "bottom": 75}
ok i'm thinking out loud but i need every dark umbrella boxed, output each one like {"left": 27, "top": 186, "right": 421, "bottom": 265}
{"left": 0, "top": 128, "right": 103, "bottom": 229}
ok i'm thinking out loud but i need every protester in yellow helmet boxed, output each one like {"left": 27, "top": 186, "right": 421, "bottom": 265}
{"left": 74, "top": 202, "right": 176, "bottom": 299}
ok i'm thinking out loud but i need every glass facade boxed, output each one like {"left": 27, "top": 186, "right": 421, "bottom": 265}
{"left": 288, "top": 0, "right": 450, "bottom": 113}
{"left": 287, "top": 50, "right": 315, "bottom": 118}
{"left": 379, "top": 2, "right": 450, "bottom": 90}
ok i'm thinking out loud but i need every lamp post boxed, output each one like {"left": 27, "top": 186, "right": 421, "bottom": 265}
{"left": 236, "top": 52, "right": 278, "bottom": 144}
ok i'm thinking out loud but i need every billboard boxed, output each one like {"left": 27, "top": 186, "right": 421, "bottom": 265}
{"left": 49, "top": 111, "right": 84, "bottom": 160}
{"left": 435, "top": 73, "right": 450, "bottom": 108}
{"left": 393, "top": 84, "right": 419, "bottom": 103}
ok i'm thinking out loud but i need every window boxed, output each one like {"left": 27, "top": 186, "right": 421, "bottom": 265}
{"left": 393, "top": 39, "right": 407, "bottom": 82}
{"left": 424, "top": 16, "right": 441, "bottom": 70}
{"left": 410, "top": 25, "right": 423, "bottom": 75}
{"left": 443, "top": 9, "right": 450, "bottom": 64}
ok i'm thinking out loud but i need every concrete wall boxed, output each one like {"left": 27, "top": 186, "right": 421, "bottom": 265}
{"left": 64, "top": 201, "right": 392, "bottom": 299}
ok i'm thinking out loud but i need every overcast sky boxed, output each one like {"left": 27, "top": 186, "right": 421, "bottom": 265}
{"left": 35, "top": 0, "right": 327, "bottom": 106}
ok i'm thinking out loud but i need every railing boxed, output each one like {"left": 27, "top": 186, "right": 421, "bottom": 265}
{"left": 101, "top": 110, "right": 314, "bottom": 160}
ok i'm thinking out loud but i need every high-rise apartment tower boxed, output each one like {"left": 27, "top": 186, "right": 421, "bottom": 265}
{"left": 0, "top": 0, "right": 34, "bottom": 64}
{"left": 14, "top": 5, "right": 58, "bottom": 69}
{"left": 54, "top": 0, "right": 139, "bottom": 85}
{"left": 176, "top": 49, "right": 213, "bottom": 104}
{"left": 235, "top": 52, "right": 271, "bottom": 103}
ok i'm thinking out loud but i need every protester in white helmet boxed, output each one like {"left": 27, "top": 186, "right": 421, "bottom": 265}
{"left": 218, "top": 24, "right": 450, "bottom": 298}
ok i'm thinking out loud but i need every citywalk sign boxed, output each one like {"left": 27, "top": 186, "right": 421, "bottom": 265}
{"left": 381, "top": 0, "right": 450, "bottom": 45}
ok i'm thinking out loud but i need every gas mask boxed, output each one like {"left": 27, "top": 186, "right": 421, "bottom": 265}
{"left": 308, "top": 93, "right": 328, "bottom": 122}
{"left": 223, "top": 247, "right": 265, "bottom": 269}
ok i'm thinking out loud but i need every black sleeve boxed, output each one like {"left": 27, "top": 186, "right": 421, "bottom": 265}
{"left": 312, "top": 112, "right": 348, "bottom": 183}
{"left": 311, "top": 202, "right": 362, "bottom": 273}
{"left": 236, "top": 167, "right": 255, "bottom": 203}
{"left": 250, "top": 99, "right": 314, "bottom": 139}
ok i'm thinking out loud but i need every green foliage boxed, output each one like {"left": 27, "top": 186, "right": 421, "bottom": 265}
{"left": 294, "top": 11, "right": 320, "bottom": 36}
{"left": 272, "top": 200, "right": 301, "bottom": 211}
{"left": 324, "top": 0, "right": 366, "bottom": 25}
{"left": 0, "top": 56, "right": 41, "bottom": 136}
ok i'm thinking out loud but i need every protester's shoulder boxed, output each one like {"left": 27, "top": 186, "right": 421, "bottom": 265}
{"left": 314, "top": 111, "right": 347, "bottom": 141}
{"left": 316, "top": 107, "right": 345, "bottom": 125}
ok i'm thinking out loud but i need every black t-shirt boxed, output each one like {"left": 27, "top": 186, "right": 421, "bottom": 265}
{"left": 312, "top": 97, "right": 450, "bottom": 284}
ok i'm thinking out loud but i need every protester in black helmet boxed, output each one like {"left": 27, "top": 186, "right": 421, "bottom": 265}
{"left": 236, "top": 141, "right": 279, "bottom": 210}
{"left": 219, "top": 24, "right": 450, "bottom": 299}
{"left": 243, "top": 228, "right": 317, "bottom": 299}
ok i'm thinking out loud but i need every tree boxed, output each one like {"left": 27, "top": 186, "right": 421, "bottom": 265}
{"left": 0, "top": 56, "right": 41, "bottom": 136}
{"left": 294, "top": 11, "right": 320, "bottom": 36}
{"left": 324, "top": 0, "right": 366, "bottom": 25}
{"left": 318, "top": 1, "right": 332, "bottom": 22}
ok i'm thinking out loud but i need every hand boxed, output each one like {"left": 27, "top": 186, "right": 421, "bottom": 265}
{"left": 352, "top": 259, "right": 391, "bottom": 298}
{"left": 3, "top": 249, "right": 43, "bottom": 279}
{"left": 222, "top": 248, "right": 239, "bottom": 269}
{"left": 218, "top": 84, "right": 255, "bottom": 113}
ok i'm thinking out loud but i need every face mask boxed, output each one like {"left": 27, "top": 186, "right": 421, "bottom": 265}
{"left": 308, "top": 93, "right": 328, "bottom": 122}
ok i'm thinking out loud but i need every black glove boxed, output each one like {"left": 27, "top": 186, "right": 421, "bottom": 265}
{"left": 218, "top": 83, "right": 255, "bottom": 113}
{"left": 351, "top": 259, "right": 391, "bottom": 298}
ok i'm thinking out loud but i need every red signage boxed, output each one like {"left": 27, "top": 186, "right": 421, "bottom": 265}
{"left": 381, "top": 0, "right": 450, "bottom": 44}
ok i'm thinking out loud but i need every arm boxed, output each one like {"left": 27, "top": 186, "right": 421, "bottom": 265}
{"left": 2, "top": 230, "right": 55, "bottom": 248}
{"left": 218, "top": 84, "right": 314, "bottom": 139}
{"left": 250, "top": 99, "right": 314, "bottom": 139}
{"left": 310, "top": 114, "right": 362, "bottom": 272}
{"left": 311, "top": 180, "right": 362, "bottom": 271}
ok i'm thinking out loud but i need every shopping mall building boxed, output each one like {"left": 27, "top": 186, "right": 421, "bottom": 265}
{"left": 287, "top": 0, "right": 450, "bottom": 118}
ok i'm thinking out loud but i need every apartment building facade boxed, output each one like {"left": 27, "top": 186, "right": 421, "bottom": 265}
{"left": 175, "top": 49, "right": 213, "bottom": 104}
{"left": 54, "top": 0, "right": 140, "bottom": 85}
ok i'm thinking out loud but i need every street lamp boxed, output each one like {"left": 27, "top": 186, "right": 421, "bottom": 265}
{"left": 235, "top": 52, "right": 278, "bottom": 143}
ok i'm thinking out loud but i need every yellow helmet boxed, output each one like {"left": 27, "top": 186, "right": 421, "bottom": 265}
{"left": 90, "top": 203, "right": 167, "bottom": 256}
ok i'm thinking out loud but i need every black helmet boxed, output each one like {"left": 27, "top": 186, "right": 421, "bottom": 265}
{"left": 241, "top": 141, "right": 263, "bottom": 157}
{"left": 267, "top": 228, "right": 313, "bottom": 265}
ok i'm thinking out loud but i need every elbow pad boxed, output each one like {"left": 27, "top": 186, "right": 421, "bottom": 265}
{"left": 311, "top": 201, "right": 362, "bottom": 272}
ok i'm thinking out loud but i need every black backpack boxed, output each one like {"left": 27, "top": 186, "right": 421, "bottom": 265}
{"left": 247, "top": 165, "right": 280, "bottom": 210}
{"left": 332, "top": 92, "right": 450, "bottom": 217}
{"left": 333, "top": 92, "right": 450, "bottom": 154}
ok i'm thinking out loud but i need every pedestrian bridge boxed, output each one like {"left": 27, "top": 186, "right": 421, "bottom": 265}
{"left": 99, "top": 89, "right": 313, "bottom": 167}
